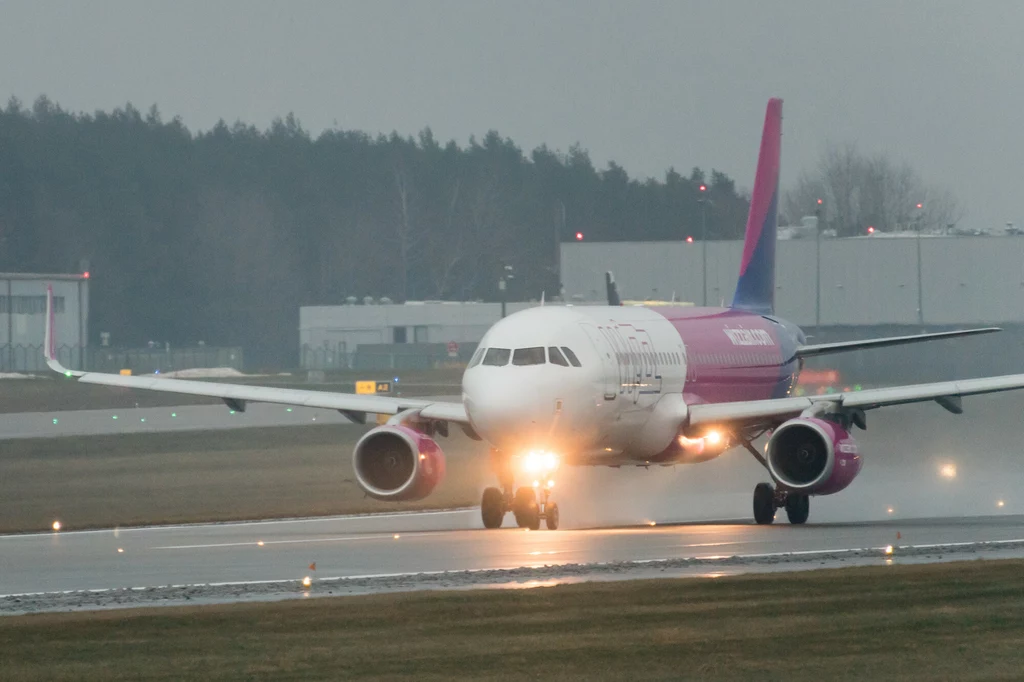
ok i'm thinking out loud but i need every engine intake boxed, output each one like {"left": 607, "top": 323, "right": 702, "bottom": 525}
{"left": 353, "top": 425, "right": 446, "bottom": 501}
{"left": 766, "top": 417, "right": 861, "bottom": 495}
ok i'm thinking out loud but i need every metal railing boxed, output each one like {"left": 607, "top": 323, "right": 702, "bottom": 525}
{"left": 0, "top": 344, "right": 244, "bottom": 374}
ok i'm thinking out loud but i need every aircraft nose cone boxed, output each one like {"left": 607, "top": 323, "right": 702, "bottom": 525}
{"left": 464, "top": 374, "right": 556, "bottom": 448}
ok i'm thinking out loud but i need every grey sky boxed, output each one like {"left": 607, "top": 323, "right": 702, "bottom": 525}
{"left": 2, "top": 0, "right": 1021, "bottom": 229}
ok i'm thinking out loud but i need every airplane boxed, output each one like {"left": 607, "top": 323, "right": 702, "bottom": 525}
{"left": 43, "top": 97, "right": 1024, "bottom": 530}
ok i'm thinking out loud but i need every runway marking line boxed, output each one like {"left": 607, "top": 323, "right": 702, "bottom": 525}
{"left": 153, "top": 531, "right": 451, "bottom": 550}
{"left": 0, "top": 508, "right": 477, "bottom": 540}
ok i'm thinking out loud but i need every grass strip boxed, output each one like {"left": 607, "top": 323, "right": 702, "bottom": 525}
{"left": 2, "top": 559, "right": 1023, "bottom": 680}
{"left": 0, "top": 425, "right": 485, "bottom": 533}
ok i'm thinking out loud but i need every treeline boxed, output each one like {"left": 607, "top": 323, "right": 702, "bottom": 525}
{"left": 0, "top": 96, "right": 750, "bottom": 365}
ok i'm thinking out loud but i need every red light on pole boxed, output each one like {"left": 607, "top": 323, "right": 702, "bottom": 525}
{"left": 817, "top": 198, "right": 823, "bottom": 205}
{"left": 575, "top": 232, "right": 583, "bottom": 241}
{"left": 699, "top": 184, "right": 706, "bottom": 193}
{"left": 83, "top": 271, "right": 90, "bottom": 279}
{"left": 916, "top": 203, "right": 923, "bottom": 209}
{"left": 686, "top": 236, "right": 694, "bottom": 243}
{"left": 867, "top": 226, "right": 875, "bottom": 234}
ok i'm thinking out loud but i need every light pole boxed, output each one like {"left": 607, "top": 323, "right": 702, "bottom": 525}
{"left": 499, "top": 264, "right": 514, "bottom": 318}
{"left": 815, "top": 198, "right": 823, "bottom": 333}
{"left": 914, "top": 202, "right": 924, "bottom": 327}
{"left": 698, "top": 184, "right": 709, "bottom": 306}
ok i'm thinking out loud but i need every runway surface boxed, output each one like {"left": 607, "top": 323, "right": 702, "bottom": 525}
{"left": 3, "top": 510, "right": 1024, "bottom": 614}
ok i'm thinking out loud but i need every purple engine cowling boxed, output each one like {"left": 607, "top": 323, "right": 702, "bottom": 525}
{"left": 353, "top": 425, "right": 446, "bottom": 501}
{"left": 765, "top": 416, "right": 862, "bottom": 495}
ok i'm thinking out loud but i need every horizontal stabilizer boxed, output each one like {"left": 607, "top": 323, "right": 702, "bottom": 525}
{"left": 795, "top": 328, "right": 1001, "bottom": 359}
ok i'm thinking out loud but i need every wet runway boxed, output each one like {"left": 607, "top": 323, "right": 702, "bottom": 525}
{"left": 3, "top": 510, "right": 1024, "bottom": 614}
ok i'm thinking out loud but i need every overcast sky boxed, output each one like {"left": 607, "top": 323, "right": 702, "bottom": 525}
{"left": 2, "top": 0, "right": 1021, "bottom": 229}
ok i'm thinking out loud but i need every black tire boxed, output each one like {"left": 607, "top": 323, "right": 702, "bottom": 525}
{"left": 753, "top": 483, "right": 776, "bottom": 525}
{"left": 785, "top": 493, "right": 810, "bottom": 525}
{"left": 481, "top": 487, "right": 505, "bottom": 529}
{"left": 545, "top": 502, "right": 560, "bottom": 530}
{"left": 513, "top": 487, "right": 540, "bottom": 529}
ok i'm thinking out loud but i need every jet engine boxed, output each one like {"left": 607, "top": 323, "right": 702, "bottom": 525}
{"left": 353, "top": 425, "right": 446, "bottom": 501}
{"left": 765, "top": 417, "right": 862, "bottom": 495}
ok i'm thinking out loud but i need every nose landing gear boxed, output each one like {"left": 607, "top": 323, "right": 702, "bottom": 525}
{"left": 480, "top": 450, "right": 560, "bottom": 529}
{"left": 752, "top": 482, "right": 809, "bottom": 525}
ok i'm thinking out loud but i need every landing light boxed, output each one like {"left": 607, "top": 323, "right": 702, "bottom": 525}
{"left": 52, "top": 520, "right": 61, "bottom": 531}
{"left": 998, "top": 500, "right": 1006, "bottom": 508}
{"left": 547, "top": 480, "right": 555, "bottom": 488}
{"left": 523, "top": 450, "right": 559, "bottom": 473}
{"left": 939, "top": 463, "right": 957, "bottom": 479}
{"left": 884, "top": 545, "right": 894, "bottom": 555}
{"left": 302, "top": 576, "right": 312, "bottom": 588}
{"left": 705, "top": 431, "right": 721, "bottom": 446}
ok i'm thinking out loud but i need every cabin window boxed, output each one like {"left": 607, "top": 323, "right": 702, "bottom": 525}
{"left": 513, "top": 347, "right": 546, "bottom": 366}
{"left": 561, "top": 347, "right": 582, "bottom": 367}
{"left": 469, "top": 347, "right": 486, "bottom": 367}
{"left": 482, "top": 348, "right": 511, "bottom": 366}
{"left": 548, "top": 347, "right": 569, "bottom": 367}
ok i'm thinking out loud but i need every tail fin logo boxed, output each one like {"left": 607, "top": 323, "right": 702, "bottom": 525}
{"left": 732, "top": 98, "right": 782, "bottom": 314}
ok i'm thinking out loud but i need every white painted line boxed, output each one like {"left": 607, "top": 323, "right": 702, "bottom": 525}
{"left": 153, "top": 531, "right": 449, "bottom": 550}
{"left": 0, "top": 508, "right": 477, "bottom": 540}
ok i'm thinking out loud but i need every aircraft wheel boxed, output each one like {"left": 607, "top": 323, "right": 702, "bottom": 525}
{"left": 545, "top": 502, "right": 560, "bottom": 530}
{"left": 785, "top": 493, "right": 810, "bottom": 525}
{"left": 481, "top": 487, "right": 505, "bottom": 529}
{"left": 753, "top": 483, "right": 776, "bottom": 525}
{"left": 513, "top": 487, "right": 540, "bottom": 529}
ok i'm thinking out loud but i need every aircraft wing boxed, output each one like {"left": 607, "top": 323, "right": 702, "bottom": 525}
{"left": 794, "top": 327, "right": 1001, "bottom": 359}
{"left": 43, "top": 288, "right": 468, "bottom": 425}
{"left": 688, "top": 373, "right": 1024, "bottom": 427}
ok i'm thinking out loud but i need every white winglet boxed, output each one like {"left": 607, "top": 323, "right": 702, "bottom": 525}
{"left": 44, "top": 284, "right": 83, "bottom": 377}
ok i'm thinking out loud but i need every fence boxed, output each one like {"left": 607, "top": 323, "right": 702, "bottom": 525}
{"left": 1, "top": 345, "right": 244, "bottom": 374}
{"left": 301, "top": 342, "right": 478, "bottom": 371}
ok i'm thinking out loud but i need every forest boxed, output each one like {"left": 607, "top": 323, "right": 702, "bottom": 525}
{"left": 0, "top": 96, "right": 751, "bottom": 364}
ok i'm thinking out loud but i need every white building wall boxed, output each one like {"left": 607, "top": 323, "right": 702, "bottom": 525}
{"left": 562, "top": 236, "right": 1024, "bottom": 326}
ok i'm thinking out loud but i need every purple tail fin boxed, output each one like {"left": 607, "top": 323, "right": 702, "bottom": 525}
{"left": 731, "top": 98, "right": 782, "bottom": 314}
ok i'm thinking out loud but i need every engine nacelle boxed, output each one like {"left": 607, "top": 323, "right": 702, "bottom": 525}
{"left": 353, "top": 425, "right": 446, "bottom": 501}
{"left": 766, "top": 417, "right": 862, "bottom": 495}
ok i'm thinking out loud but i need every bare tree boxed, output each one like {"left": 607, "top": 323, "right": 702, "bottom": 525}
{"left": 784, "top": 143, "right": 965, "bottom": 236}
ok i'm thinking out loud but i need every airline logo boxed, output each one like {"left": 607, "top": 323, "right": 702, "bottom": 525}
{"left": 723, "top": 328, "right": 775, "bottom": 346}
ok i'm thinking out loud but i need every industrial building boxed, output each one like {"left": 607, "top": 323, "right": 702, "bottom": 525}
{"left": 560, "top": 235, "right": 1024, "bottom": 327}
{"left": 299, "top": 301, "right": 538, "bottom": 370}
{"left": 0, "top": 272, "right": 89, "bottom": 371}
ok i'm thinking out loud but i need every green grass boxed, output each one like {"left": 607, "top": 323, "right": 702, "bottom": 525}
{"left": 0, "top": 425, "right": 486, "bottom": 533}
{"left": 2, "top": 560, "right": 1024, "bottom": 680}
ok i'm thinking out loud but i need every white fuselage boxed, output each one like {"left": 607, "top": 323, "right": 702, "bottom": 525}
{"left": 461, "top": 306, "right": 689, "bottom": 465}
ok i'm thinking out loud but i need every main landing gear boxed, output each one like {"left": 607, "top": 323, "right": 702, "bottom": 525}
{"left": 752, "top": 482, "right": 809, "bottom": 525}
{"left": 481, "top": 450, "right": 560, "bottom": 530}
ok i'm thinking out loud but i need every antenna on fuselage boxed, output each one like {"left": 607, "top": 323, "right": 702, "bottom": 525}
{"left": 605, "top": 271, "right": 622, "bottom": 306}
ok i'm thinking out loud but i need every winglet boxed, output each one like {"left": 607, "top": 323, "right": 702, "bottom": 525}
{"left": 44, "top": 284, "right": 83, "bottom": 377}
{"left": 605, "top": 272, "right": 622, "bottom": 306}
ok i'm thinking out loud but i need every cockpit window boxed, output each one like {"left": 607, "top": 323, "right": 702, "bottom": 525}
{"left": 512, "top": 347, "right": 546, "bottom": 366}
{"left": 468, "top": 347, "right": 485, "bottom": 367}
{"left": 482, "top": 348, "right": 511, "bottom": 366}
{"left": 548, "top": 347, "right": 569, "bottom": 367}
{"left": 561, "top": 346, "right": 582, "bottom": 367}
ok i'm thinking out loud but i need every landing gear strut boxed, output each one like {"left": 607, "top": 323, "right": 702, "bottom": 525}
{"left": 752, "top": 482, "right": 810, "bottom": 525}
{"left": 480, "top": 450, "right": 560, "bottom": 530}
